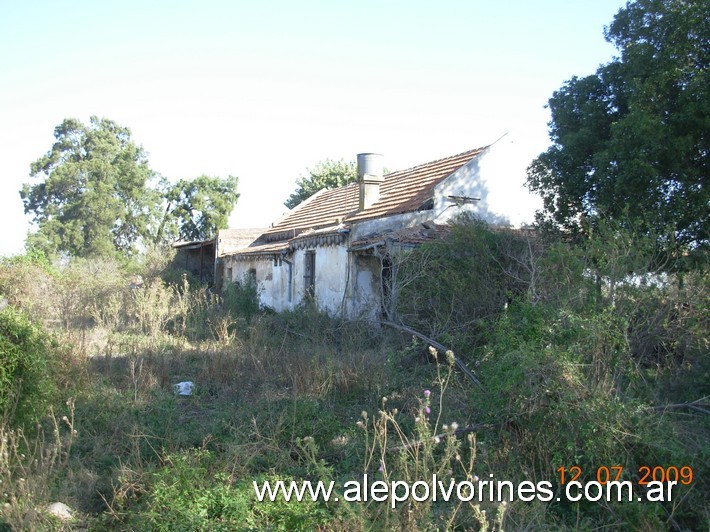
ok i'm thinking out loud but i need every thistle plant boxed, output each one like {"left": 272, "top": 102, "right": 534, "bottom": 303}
{"left": 0, "top": 400, "right": 77, "bottom": 528}
{"left": 358, "top": 347, "right": 506, "bottom": 530}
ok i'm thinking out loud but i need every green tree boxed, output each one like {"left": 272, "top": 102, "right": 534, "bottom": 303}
{"left": 527, "top": 0, "right": 709, "bottom": 254}
{"left": 157, "top": 175, "right": 240, "bottom": 243}
{"left": 20, "top": 117, "right": 158, "bottom": 257}
{"left": 21, "top": 117, "right": 241, "bottom": 255}
{"left": 284, "top": 159, "right": 356, "bottom": 209}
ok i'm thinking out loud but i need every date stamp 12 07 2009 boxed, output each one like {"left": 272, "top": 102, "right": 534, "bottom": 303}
{"left": 556, "top": 465, "right": 694, "bottom": 486}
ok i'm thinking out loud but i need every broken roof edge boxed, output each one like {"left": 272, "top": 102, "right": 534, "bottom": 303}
{"left": 172, "top": 237, "right": 216, "bottom": 250}
{"left": 174, "top": 225, "right": 268, "bottom": 251}
{"left": 229, "top": 241, "right": 290, "bottom": 256}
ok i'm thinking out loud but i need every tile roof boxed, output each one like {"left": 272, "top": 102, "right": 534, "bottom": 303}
{"left": 232, "top": 241, "right": 290, "bottom": 256}
{"left": 347, "top": 146, "right": 487, "bottom": 223}
{"left": 350, "top": 223, "right": 451, "bottom": 251}
{"left": 216, "top": 228, "right": 267, "bottom": 256}
{"left": 262, "top": 185, "right": 360, "bottom": 241}
{"left": 260, "top": 146, "right": 487, "bottom": 242}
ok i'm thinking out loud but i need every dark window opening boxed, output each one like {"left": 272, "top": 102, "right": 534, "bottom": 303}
{"left": 304, "top": 251, "right": 316, "bottom": 298}
{"left": 381, "top": 255, "right": 393, "bottom": 319}
{"left": 418, "top": 198, "right": 434, "bottom": 211}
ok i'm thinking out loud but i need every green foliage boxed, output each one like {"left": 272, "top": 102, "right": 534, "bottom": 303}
{"left": 20, "top": 117, "right": 240, "bottom": 257}
{"left": 480, "top": 302, "right": 636, "bottom": 463}
{"left": 20, "top": 116, "right": 158, "bottom": 257}
{"left": 0, "top": 219, "right": 706, "bottom": 529}
{"left": 527, "top": 0, "right": 709, "bottom": 253}
{"left": 284, "top": 159, "right": 356, "bottom": 209}
{"left": 1, "top": 248, "right": 54, "bottom": 271}
{"left": 158, "top": 174, "right": 240, "bottom": 243}
{"left": 112, "top": 444, "right": 335, "bottom": 529}
{"left": 138, "top": 449, "right": 250, "bottom": 530}
{"left": 0, "top": 306, "right": 57, "bottom": 426}
{"left": 473, "top": 231, "right": 709, "bottom": 528}
{"left": 396, "top": 214, "right": 540, "bottom": 349}
{"left": 221, "top": 272, "right": 261, "bottom": 322}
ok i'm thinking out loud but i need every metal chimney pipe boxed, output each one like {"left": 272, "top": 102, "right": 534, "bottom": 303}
{"left": 357, "top": 153, "right": 384, "bottom": 211}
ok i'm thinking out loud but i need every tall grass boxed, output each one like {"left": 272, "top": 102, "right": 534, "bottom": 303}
{"left": 0, "top": 221, "right": 707, "bottom": 530}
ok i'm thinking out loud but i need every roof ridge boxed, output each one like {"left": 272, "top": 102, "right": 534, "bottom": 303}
{"left": 384, "top": 145, "right": 489, "bottom": 177}
{"left": 267, "top": 187, "right": 330, "bottom": 228}
{"left": 250, "top": 144, "right": 492, "bottom": 244}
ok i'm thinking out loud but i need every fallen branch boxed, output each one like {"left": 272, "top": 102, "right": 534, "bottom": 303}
{"left": 381, "top": 320, "right": 484, "bottom": 391}
{"left": 651, "top": 396, "right": 710, "bottom": 415}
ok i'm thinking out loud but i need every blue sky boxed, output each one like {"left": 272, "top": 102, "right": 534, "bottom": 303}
{"left": 0, "top": 0, "right": 628, "bottom": 255}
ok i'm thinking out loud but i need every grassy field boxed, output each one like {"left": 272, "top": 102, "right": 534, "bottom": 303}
{"left": 1, "top": 224, "right": 708, "bottom": 530}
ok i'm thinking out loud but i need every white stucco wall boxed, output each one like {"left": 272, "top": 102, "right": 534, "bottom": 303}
{"left": 344, "top": 253, "right": 381, "bottom": 320}
{"left": 291, "top": 245, "right": 350, "bottom": 314}
{"left": 350, "top": 211, "right": 435, "bottom": 240}
{"left": 318, "top": 246, "right": 349, "bottom": 314}
{"left": 224, "top": 256, "right": 285, "bottom": 309}
{"left": 435, "top": 138, "right": 542, "bottom": 226}
{"left": 223, "top": 243, "right": 364, "bottom": 316}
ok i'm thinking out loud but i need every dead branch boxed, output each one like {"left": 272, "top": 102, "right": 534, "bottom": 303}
{"left": 381, "top": 320, "right": 485, "bottom": 391}
{"left": 650, "top": 396, "right": 710, "bottom": 415}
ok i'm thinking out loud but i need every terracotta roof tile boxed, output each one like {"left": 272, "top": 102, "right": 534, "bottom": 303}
{"left": 216, "top": 228, "right": 267, "bottom": 256}
{"left": 347, "top": 147, "right": 487, "bottom": 223}
{"left": 262, "top": 186, "right": 359, "bottom": 241}
{"left": 260, "top": 146, "right": 487, "bottom": 242}
{"left": 350, "top": 223, "right": 450, "bottom": 250}
{"left": 234, "top": 241, "right": 290, "bottom": 256}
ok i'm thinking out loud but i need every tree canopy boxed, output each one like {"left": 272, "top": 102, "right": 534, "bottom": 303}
{"left": 158, "top": 175, "right": 240, "bottom": 243}
{"left": 21, "top": 117, "right": 157, "bottom": 257}
{"left": 284, "top": 159, "right": 357, "bottom": 209}
{"left": 527, "top": 0, "right": 708, "bottom": 255}
{"left": 21, "top": 117, "right": 239, "bottom": 257}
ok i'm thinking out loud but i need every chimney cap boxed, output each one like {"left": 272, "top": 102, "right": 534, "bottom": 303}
{"left": 357, "top": 153, "right": 384, "bottom": 181}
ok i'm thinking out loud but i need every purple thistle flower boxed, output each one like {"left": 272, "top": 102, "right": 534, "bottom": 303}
{"left": 424, "top": 390, "right": 431, "bottom": 397}
{"left": 425, "top": 406, "right": 431, "bottom": 414}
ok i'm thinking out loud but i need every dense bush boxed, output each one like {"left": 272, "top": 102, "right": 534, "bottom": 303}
{"left": 0, "top": 252, "right": 58, "bottom": 327}
{"left": 471, "top": 224, "right": 709, "bottom": 529}
{"left": 222, "top": 271, "right": 261, "bottom": 322}
{"left": 396, "top": 214, "right": 542, "bottom": 351}
{"left": 114, "top": 449, "right": 334, "bottom": 531}
{"left": 389, "top": 216, "right": 708, "bottom": 528}
{"left": 0, "top": 306, "right": 57, "bottom": 427}
{"left": 0, "top": 221, "right": 706, "bottom": 529}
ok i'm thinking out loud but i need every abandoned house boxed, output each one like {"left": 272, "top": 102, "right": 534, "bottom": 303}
{"left": 173, "top": 228, "right": 266, "bottom": 284}
{"left": 221, "top": 140, "right": 529, "bottom": 320}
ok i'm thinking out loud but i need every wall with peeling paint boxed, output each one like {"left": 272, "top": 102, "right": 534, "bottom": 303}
{"left": 222, "top": 141, "right": 523, "bottom": 319}
{"left": 224, "top": 243, "right": 358, "bottom": 315}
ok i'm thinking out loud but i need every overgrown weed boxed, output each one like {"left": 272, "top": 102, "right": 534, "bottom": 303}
{"left": 0, "top": 220, "right": 707, "bottom": 529}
